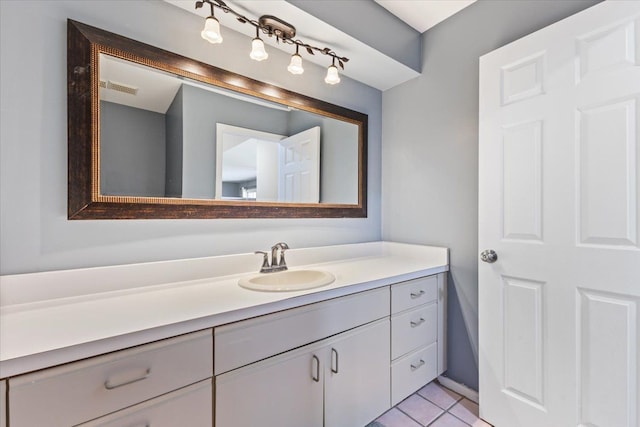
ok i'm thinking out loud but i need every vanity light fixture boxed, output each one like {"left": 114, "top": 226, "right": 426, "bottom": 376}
{"left": 195, "top": 0, "right": 348, "bottom": 84}
{"left": 287, "top": 45, "right": 304, "bottom": 75}
{"left": 200, "top": 2, "right": 223, "bottom": 44}
{"left": 249, "top": 27, "right": 268, "bottom": 61}
{"left": 201, "top": 16, "right": 223, "bottom": 44}
{"left": 324, "top": 58, "right": 341, "bottom": 85}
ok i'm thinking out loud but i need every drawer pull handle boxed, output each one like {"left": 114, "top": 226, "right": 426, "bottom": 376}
{"left": 410, "top": 359, "right": 425, "bottom": 371}
{"left": 104, "top": 368, "right": 151, "bottom": 390}
{"left": 410, "top": 318, "right": 426, "bottom": 328}
{"left": 311, "top": 355, "right": 320, "bottom": 382}
{"left": 331, "top": 348, "right": 339, "bottom": 374}
{"left": 410, "top": 290, "right": 426, "bottom": 299}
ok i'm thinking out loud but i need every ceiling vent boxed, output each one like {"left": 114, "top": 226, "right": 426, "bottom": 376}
{"left": 100, "top": 80, "right": 139, "bottom": 95}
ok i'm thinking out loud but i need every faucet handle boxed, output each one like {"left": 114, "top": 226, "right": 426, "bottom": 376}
{"left": 270, "top": 242, "right": 289, "bottom": 267}
{"left": 254, "top": 251, "right": 270, "bottom": 270}
{"left": 277, "top": 246, "right": 288, "bottom": 267}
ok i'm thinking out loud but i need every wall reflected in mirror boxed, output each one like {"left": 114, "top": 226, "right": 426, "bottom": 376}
{"left": 99, "top": 54, "right": 359, "bottom": 205}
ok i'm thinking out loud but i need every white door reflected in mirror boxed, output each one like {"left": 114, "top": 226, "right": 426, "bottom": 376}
{"left": 215, "top": 125, "right": 320, "bottom": 203}
{"left": 278, "top": 127, "right": 320, "bottom": 203}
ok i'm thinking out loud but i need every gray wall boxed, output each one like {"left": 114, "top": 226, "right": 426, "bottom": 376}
{"left": 222, "top": 180, "right": 257, "bottom": 199}
{"left": 165, "top": 87, "right": 184, "bottom": 198}
{"left": 181, "top": 84, "right": 289, "bottom": 199}
{"left": 381, "top": 0, "right": 601, "bottom": 390}
{"left": 0, "top": 0, "right": 382, "bottom": 274}
{"left": 100, "top": 101, "right": 166, "bottom": 197}
{"left": 287, "top": 111, "right": 359, "bottom": 204}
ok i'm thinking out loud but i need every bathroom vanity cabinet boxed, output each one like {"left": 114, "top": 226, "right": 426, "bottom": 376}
{"left": 3, "top": 274, "right": 445, "bottom": 427}
{"left": 214, "top": 275, "right": 446, "bottom": 426}
{"left": 215, "top": 288, "right": 392, "bottom": 427}
{"left": 0, "top": 242, "right": 448, "bottom": 427}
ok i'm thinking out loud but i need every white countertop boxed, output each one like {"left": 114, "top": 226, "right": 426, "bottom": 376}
{"left": 0, "top": 241, "right": 448, "bottom": 378}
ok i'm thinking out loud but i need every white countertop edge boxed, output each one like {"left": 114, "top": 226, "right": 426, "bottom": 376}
{"left": 0, "top": 242, "right": 448, "bottom": 378}
{"left": 1, "top": 241, "right": 446, "bottom": 306}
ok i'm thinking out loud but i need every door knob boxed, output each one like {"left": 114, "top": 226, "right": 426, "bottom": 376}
{"left": 480, "top": 249, "right": 498, "bottom": 263}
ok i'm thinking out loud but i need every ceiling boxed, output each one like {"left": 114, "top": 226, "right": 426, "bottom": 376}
{"left": 100, "top": 55, "right": 182, "bottom": 114}
{"left": 374, "top": 1, "right": 477, "bottom": 33}
{"left": 164, "top": 1, "right": 477, "bottom": 90}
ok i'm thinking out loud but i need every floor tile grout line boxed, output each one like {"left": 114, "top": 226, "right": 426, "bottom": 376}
{"left": 418, "top": 389, "right": 465, "bottom": 412}
{"left": 427, "top": 411, "right": 471, "bottom": 427}
{"left": 372, "top": 383, "right": 490, "bottom": 427}
{"left": 425, "top": 411, "right": 450, "bottom": 426}
{"left": 448, "top": 398, "right": 488, "bottom": 426}
{"left": 407, "top": 392, "right": 451, "bottom": 426}
{"left": 395, "top": 393, "right": 476, "bottom": 427}
{"left": 446, "top": 410, "right": 475, "bottom": 427}
{"left": 396, "top": 404, "right": 432, "bottom": 427}
{"left": 407, "top": 392, "right": 474, "bottom": 427}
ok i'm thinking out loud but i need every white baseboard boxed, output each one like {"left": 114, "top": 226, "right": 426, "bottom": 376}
{"left": 437, "top": 375, "right": 479, "bottom": 404}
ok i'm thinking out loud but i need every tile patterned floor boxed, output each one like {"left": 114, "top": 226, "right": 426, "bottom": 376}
{"left": 367, "top": 381, "right": 493, "bottom": 427}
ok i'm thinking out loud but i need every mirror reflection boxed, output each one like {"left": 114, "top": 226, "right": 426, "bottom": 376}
{"left": 99, "top": 54, "right": 359, "bottom": 204}
{"left": 216, "top": 124, "right": 321, "bottom": 203}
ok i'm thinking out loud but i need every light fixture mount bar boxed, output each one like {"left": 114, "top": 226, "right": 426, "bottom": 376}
{"left": 195, "top": 0, "right": 349, "bottom": 68}
{"left": 259, "top": 15, "right": 296, "bottom": 40}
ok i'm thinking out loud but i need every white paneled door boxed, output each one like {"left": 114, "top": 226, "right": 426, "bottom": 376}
{"left": 479, "top": 2, "right": 640, "bottom": 427}
{"left": 278, "top": 126, "right": 320, "bottom": 203}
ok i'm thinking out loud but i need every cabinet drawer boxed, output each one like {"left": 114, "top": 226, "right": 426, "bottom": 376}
{"left": 391, "top": 303, "right": 437, "bottom": 359}
{"left": 9, "top": 330, "right": 212, "bottom": 427}
{"left": 78, "top": 380, "right": 212, "bottom": 427}
{"left": 391, "top": 342, "right": 437, "bottom": 406}
{"left": 215, "top": 287, "right": 389, "bottom": 374}
{"left": 391, "top": 276, "right": 437, "bottom": 314}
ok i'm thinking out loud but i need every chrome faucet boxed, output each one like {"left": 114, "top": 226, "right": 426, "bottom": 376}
{"left": 255, "top": 242, "right": 289, "bottom": 273}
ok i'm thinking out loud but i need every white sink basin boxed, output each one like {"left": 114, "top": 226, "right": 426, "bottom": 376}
{"left": 238, "top": 269, "right": 336, "bottom": 292}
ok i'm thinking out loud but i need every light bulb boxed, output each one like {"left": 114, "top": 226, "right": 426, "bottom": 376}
{"left": 287, "top": 53, "right": 304, "bottom": 75}
{"left": 324, "top": 64, "right": 340, "bottom": 85}
{"left": 249, "top": 37, "right": 268, "bottom": 61}
{"left": 201, "top": 16, "right": 223, "bottom": 44}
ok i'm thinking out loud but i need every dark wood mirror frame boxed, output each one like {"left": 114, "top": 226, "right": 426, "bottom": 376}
{"left": 67, "top": 20, "right": 367, "bottom": 219}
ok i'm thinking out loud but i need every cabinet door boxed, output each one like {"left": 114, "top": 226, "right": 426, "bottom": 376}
{"left": 324, "top": 319, "right": 391, "bottom": 427}
{"left": 215, "top": 344, "right": 324, "bottom": 427}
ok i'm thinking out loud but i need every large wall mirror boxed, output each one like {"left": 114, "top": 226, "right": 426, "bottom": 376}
{"left": 67, "top": 20, "right": 367, "bottom": 219}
